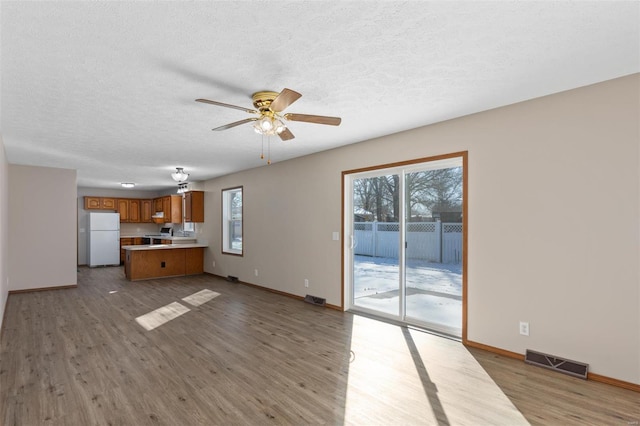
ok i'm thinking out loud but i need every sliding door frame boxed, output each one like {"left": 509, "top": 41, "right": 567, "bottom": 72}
{"left": 341, "top": 151, "right": 468, "bottom": 342}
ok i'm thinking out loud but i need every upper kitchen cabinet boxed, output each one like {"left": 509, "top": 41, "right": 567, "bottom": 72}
{"left": 84, "top": 196, "right": 117, "bottom": 210}
{"left": 117, "top": 199, "right": 129, "bottom": 221}
{"left": 184, "top": 191, "right": 204, "bottom": 222}
{"left": 129, "top": 199, "right": 140, "bottom": 222}
{"left": 153, "top": 195, "right": 182, "bottom": 224}
{"left": 118, "top": 199, "right": 141, "bottom": 223}
{"left": 140, "top": 199, "right": 153, "bottom": 223}
{"left": 101, "top": 198, "right": 117, "bottom": 210}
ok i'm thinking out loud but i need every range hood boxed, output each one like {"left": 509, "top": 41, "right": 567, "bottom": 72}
{"left": 151, "top": 211, "right": 164, "bottom": 219}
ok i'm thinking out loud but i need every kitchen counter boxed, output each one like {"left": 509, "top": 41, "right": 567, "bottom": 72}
{"left": 121, "top": 243, "right": 207, "bottom": 251}
{"left": 120, "top": 235, "right": 197, "bottom": 241}
{"left": 123, "top": 244, "right": 208, "bottom": 281}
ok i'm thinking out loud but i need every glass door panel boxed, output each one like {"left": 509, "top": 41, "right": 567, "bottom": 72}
{"left": 346, "top": 154, "right": 465, "bottom": 338}
{"left": 404, "top": 166, "right": 463, "bottom": 335}
{"left": 351, "top": 174, "right": 401, "bottom": 317}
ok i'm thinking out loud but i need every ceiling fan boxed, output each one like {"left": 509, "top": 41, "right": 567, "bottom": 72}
{"left": 196, "top": 88, "right": 341, "bottom": 141}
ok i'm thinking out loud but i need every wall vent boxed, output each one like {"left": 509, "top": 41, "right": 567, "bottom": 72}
{"left": 226, "top": 275, "right": 238, "bottom": 283}
{"left": 525, "top": 349, "right": 588, "bottom": 380}
{"left": 304, "top": 295, "right": 326, "bottom": 307}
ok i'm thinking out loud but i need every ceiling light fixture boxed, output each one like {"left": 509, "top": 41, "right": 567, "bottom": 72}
{"left": 177, "top": 182, "right": 189, "bottom": 194}
{"left": 253, "top": 115, "right": 286, "bottom": 136}
{"left": 171, "top": 167, "right": 189, "bottom": 182}
{"left": 121, "top": 182, "right": 135, "bottom": 188}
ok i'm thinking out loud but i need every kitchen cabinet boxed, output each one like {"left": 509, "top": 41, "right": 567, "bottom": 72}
{"left": 117, "top": 199, "right": 141, "bottom": 223}
{"left": 84, "top": 196, "right": 101, "bottom": 209}
{"left": 117, "top": 199, "right": 129, "bottom": 222}
{"left": 153, "top": 195, "right": 182, "bottom": 224}
{"left": 84, "top": 196, "right": 117, "bottom": 210}
{"left": 123, "top": 245, "right": 205, "bottom": 280}
{"left": 101, "top": 198, "right": 117, "bottom": 210}
{"left": 120, "top": 237, "right": 145, "bottom": 263}
{"left": 140, "top": 199, "right": 153, "bottom": 223}
{"left": 129, "top": 199, "right": 140, "bottom": 223}
{"left": 120, "top": 237, "right": 133, "bottom": 263}
{"left": 154, "top": 197, "right": 163, "bottom": 214}
{"left": 184, "top": 191, "right": 204, "bottom": 222}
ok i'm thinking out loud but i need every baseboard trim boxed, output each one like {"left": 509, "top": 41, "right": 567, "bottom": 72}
{"left": 204, "top": 272, "right": 342, "bottom": 311}
{"left": 465, "top": 339, "right": 639, "bottom": 393}
{"left": 465, "top": 339, "right": 525, "bottom": 361}
{"left": 587, "top": 372, "right": 640, "bottom": 392}
{"left": 8, "top": 284, "right": 77, "bottom": 295}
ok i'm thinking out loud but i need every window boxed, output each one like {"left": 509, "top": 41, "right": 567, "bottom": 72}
{"left": 222, "top": 186, "right": 243, "bottom": 255}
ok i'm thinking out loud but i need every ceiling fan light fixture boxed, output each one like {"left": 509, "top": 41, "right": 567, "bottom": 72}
{"left": 171, "top": 167, "right": 189, "bottom": 182}
{"left": 273, "top": 118, "right": 285, "bottom": 134}
{"left": 259, "top": 117, "right": 273, "bottom": 131}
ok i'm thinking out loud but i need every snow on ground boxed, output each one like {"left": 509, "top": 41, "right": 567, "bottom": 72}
{"left": 353, "top": 255, "right": 462, "bottom": 330}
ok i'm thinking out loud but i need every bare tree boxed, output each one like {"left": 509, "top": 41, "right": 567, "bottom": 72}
{"left": 353, "top": 167, "right": 462, "bottom": 222}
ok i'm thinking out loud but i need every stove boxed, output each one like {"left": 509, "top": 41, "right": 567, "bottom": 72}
{"left": 143, "top": 227, "right": 172, "bottom": 244}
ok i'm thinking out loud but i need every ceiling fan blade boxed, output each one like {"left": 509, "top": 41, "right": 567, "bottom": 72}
{"left": 278, "top": 127, "right": 295, "bottom": 141}
{"left": 269, "top": 88, "right": 302, "bottom": 113}
{"left": 196, "top": 98, "right": 258, "bottom": 114}
{"left": 212, "top": 117, "right": 258, "bottom": 131}
{"left": 284, "top": 113, "right": 341, "bottom": 126}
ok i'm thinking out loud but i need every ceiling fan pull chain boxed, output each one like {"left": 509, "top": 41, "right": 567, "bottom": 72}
{"left": 260, "top": 134, "right": 265, "bottom": 160}
{"left": 267, "top": 136, "right": 271, "bottom": 165}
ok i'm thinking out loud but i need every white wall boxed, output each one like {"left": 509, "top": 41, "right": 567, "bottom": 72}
{"left": 0, "top": 136, "right": 9, "bottom": 329}
{"left": 202, "top": 74, "right": 640, "bottom": 384}
{"left": 8, "top": 165, "right": 77, "bottom": 290}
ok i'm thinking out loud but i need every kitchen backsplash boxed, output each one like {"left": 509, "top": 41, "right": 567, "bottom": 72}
{"left": 119, "top": 222, "right": 196, "bottom": 237}
{"left": 120, "top": 223, "right": 161, "bottom": 236}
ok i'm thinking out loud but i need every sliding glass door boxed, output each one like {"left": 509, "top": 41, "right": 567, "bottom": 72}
{"left": 351, "top": 173, "right": 401, "bottom": 317}
{"left": 344, "top": 154, "right": 465, "bottom": 337}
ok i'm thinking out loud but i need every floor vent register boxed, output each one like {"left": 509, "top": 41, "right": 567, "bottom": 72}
{"left": 525, "top": 349, "right": 589, "bottom": 379}
{"left": 304, "top": 294, "right": 326, "bottom": 307}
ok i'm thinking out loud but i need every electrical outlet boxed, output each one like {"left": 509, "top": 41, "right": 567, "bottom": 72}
{"left": 212, "top": 260, "right": 215, "bottom": 268}
{"left": 254, "top": 269, "right": 258, "bottom": 277}
{"left": 332, "top": 231, "right": 340, "bottom": 241}
{"left": 304, "top": 279, "right": 309, "bottom": 288}
{"left": 519, "top": 321, "right": 530, "bottom": 336}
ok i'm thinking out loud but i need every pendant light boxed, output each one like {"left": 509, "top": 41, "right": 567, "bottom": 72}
{"left": 171, "top": 167, "right": 189, "bottom": 182}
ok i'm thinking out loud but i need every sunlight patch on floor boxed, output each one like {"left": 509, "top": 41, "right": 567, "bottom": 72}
{"left": 343, "top": 315, "right": 528, "bottom": 425}
{"left": 182, "top": 289, "right": 220, "bottom": 307}
{"left": 135, "top": 302, "right": 190, "bottom": 331}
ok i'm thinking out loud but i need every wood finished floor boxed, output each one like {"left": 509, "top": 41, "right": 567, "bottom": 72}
{"left": 0, "top": 267, "right": 637, "bottom": 425}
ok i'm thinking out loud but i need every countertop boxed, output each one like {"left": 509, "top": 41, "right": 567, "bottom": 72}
{"left": 122, "top": 243, "right": 208, "bottom": 251}
{"left": 120, "top": 235, "right": 197, "bottom": 241}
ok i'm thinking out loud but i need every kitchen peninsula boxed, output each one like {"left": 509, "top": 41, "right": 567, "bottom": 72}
{"left": 123, "top": 243, "right": 208, "bottom": 281}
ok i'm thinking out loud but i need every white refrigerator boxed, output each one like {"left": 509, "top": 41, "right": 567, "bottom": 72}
{"left": 88, "top": 212, "right": 120, "bottom": 267}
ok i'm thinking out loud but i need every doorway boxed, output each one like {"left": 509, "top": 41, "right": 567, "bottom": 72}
{"left": 343, "top": 152, "right": 467, "bottom": 338}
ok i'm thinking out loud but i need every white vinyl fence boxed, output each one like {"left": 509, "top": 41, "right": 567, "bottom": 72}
{"left": 354, "top": 222, "right": 462, "bottom": 264}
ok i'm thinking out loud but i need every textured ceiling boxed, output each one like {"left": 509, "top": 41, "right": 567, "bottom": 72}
{"left": 1, "top": 1, "right": 638, "bottom": 190}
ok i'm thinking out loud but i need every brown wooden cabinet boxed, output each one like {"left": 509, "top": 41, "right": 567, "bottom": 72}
{"left": 154, "top": 197, "right": 163, "bottom": 215}
{"left": 129, "top": 199, "right": 140, "bottom": 223}
{"left": 117, "top": 199, "right": 141, "bottom": 223}
{"left": 101, "top": 198, "right": 117, "bottom": 210}
{"left": 117, "top": 199, "right": 130, "bottom": 222}
{"left": 84, "top": 196, "right": 101, "bottom": 209}
{"left": 153, "top": 195, "right": 182, "bottom": 224}
{"left": 120, "top": 237, "right": 146, "bottom": 264}
{"left": 124, "top": 247, "right": 204, "bottom": 280}
{"left": 120, "top": 237, "right": 133, "bottom": 263}
{"left": 140, "top": 199, "right": 153, "bottom": 223}
{"left": 84, "top": 196, "right": 117, "bottom": 210}
{"left": 184, "top": 191, "right": 204, "bottom": 222}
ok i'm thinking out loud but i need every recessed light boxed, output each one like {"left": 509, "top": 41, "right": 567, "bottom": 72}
{"left": 121, "top": 182, "right": 135, "bottom": 188}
